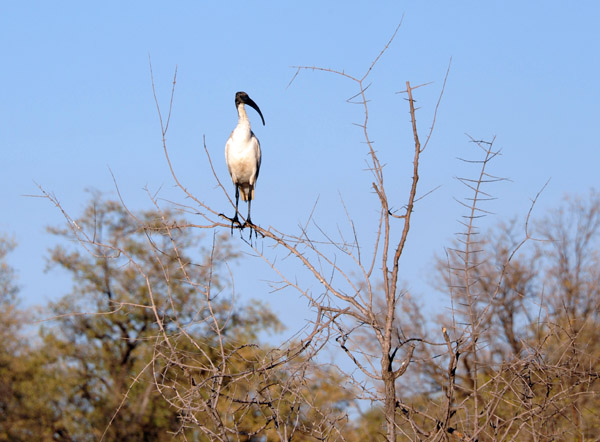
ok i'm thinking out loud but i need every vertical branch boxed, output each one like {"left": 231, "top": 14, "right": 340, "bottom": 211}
{"left": 380, "top": 80, "right": 423, "bottom": 442}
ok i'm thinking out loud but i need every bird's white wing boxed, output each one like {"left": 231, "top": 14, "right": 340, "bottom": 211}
{"left": 225, "top": 134, "right": 235, "bottom": 179}
{"left": 253, "top": 133, "right": 262, "bottom": 183}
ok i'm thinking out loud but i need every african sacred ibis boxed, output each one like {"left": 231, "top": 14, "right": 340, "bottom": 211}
{"left": 225, "top": 91, "right": 265, "bottom": 231}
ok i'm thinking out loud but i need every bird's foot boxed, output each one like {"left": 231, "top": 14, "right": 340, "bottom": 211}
{"left": 243, "top": 219, "right": 264, "bottom": 239}
{"left": 231, "top": 215, "right": 243, "bottom": 233}
{"left": 219, "top": 213, "right": 243, "bottom": 234}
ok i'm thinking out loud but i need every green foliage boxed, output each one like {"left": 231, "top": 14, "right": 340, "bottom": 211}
{"left": 0, "top": 235, "right": 19, "bottom": 350}
{"left": 0, "top": 236, "right": 67, "bottom": 440}
{"left": 38, "top": 196, "right": 282, "bottom": 440}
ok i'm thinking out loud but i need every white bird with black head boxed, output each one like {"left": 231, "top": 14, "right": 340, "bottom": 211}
{"left": 225, "top": 91, "right": 265, "bottom": 232}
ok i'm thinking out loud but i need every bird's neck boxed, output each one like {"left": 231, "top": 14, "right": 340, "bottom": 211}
{"left": 237, "top": 104, "right": 250, "bottom": 126}
{"left": 232, "top": 104, "right": 252, "bottom": 141}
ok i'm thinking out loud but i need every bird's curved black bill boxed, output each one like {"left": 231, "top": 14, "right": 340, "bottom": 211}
{"left": 246, "top": 97, "right": 265, "bottom": 126}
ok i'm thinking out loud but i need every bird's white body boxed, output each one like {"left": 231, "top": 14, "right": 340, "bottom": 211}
{"left": 225, "top": 104, "right": 262, "bottom": 201}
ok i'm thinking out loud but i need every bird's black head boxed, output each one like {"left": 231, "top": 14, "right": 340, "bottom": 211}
{"left": 235, "top": 91, "right": 265, "bottom": 126}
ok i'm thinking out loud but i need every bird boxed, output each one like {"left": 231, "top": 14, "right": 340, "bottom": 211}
{"left": 225, "top": 91, "right": 265, "bottom": 233}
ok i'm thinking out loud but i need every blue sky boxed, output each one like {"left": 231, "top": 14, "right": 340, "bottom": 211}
{"left": 1, "top": 2, "right": 599, "bottom": 331}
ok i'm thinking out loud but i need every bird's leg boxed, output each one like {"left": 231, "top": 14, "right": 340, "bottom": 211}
{"left": 245, "top": 198, "right": 253, "bottom": 227}
{"left": 231, "top": 185, "right": 241, "bottom": 233}
{"left": 245, "top": 198, "right": 259, "bottom": 239}
{"left": 241, "top": 197, "right": 263, "bottom": 240}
